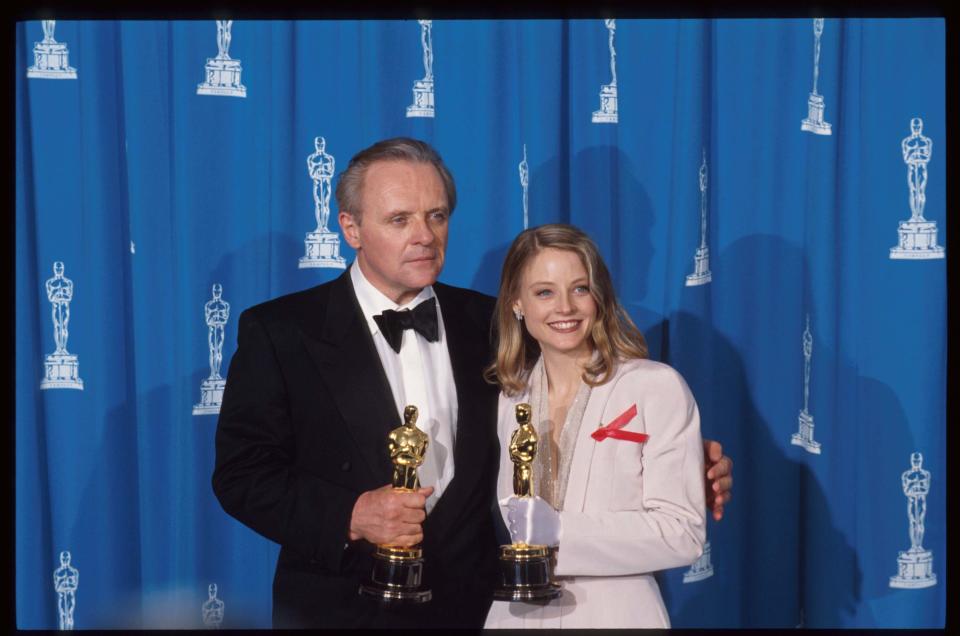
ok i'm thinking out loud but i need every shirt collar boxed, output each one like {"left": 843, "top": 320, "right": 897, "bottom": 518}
{"left": 349, "top": 260, "right": 435, "bottom": 336}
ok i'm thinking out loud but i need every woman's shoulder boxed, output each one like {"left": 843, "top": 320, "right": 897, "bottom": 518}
{"left": 612, "top": 357, "right": 683, "bottom": 380}
{"left": 609, "top": 358, "right": 693, "bottom": 399}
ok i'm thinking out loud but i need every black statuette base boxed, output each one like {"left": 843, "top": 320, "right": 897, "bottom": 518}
{"left": 359, "top": 545, "right": 432, "bottom": 604}
{"left": 493, "top": 544, "right": 562, "bottom": 602}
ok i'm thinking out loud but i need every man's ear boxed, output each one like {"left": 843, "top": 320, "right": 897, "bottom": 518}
{"left": 339, "top": 211, "right": 361, "bottom": 249}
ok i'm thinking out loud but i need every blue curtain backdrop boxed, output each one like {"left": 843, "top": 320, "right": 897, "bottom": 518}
{"left": 16, "top": 19, "right": 946, "bottom": 629}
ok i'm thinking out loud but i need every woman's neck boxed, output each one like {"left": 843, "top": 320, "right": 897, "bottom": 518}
{"left": 540, "top": 348, "right": 590, "bottom": 451}
{"left": 541, "top": 348, "right": 590, "bottom": 399}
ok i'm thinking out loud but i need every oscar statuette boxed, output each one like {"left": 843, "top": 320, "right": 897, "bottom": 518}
{"left": 493, "top": 403, "right": 562, "bottom": 601}
{"left": 359, "top": 405, "right": 432, "bottom": 603}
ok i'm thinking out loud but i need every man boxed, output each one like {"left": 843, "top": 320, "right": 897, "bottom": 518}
{"left": 212, "top": 138, "right": 732, "bottom": 628}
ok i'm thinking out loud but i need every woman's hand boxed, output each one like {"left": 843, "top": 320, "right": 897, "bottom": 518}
{"left": 503, "top": 495, "right": 561, "bottom": 546}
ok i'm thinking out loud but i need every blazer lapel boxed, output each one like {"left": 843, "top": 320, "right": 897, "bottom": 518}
{"left": 563, "top": 377, "right": 616, "bottom": 513}
{"left": 298, "top": 271, "right": 399, "bottom": 481}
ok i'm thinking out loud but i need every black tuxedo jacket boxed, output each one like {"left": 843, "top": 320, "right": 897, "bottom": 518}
{"left": 212, "top": 271, "right": 501, "bottom": 628}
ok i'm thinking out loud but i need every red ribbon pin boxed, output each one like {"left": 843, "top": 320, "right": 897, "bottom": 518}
{"left": 591, "top": 403, "right": 649, "bottom": 444}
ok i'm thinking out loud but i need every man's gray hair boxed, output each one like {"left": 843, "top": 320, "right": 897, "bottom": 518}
{"left": 335, "top": 137, "right": 457, "bottom": 222}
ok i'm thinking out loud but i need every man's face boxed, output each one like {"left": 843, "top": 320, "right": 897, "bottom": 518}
{"left": 340, "top": 160, "right": 449, "bottom": 305}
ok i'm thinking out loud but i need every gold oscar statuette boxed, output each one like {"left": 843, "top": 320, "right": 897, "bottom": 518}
{"left": 493, "top": 403, "right": 562, "bottom": 601}
{"left": 359, "top": 405, "right": 432, "bottom": 603}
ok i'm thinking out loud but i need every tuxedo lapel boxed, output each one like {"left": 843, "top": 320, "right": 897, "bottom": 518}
{"left": 297, "top": 271, "right": 399, "bottom": 481}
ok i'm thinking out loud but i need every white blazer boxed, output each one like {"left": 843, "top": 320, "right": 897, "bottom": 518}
{"left": 484, "top": 358, "right": 706, "bottom": 629}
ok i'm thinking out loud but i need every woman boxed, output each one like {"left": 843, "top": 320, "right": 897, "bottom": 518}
{"left": 483, "top": 224, "right": 705, "bottom": 629}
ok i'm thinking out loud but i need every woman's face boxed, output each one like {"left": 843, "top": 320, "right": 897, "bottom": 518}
{"left": 514, "top": 247, "right": 597, "bottom": 362}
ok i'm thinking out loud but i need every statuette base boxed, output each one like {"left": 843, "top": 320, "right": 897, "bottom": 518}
{"left": 493, "top": 543, "right": 562, "bottom": 602}
{"left": 683, "top": 567, "right": 714, "bottom": 583}
{"left": 592, "top": 85, "right": 618, "bottom": 124}
{"left": 791, "top": 410, "right": 821, "bottom": 454}
{"left": 889, "top": 548, "right": 936, "bottom": 589}
{"left": 27, "top": 68, "right": 78, "bottom": 79}
{"left": 299, "top": 230, "right": 346, "bottom": 269}
{"left": 359, "top": 545, "right": 432, "bottom": 603}
{"left": 28, "top": 42, "right": 77, "bottom": 79}
{"left": 41, "top": 353, "right": 83, "bottom": 390}
{"left": 685, "top": 247, "right": 712, "bottom": 286}
{"left": 406, "top": 79, "right": 435, "bottom": 118}
{"left": 193, "top": 378, "right": 225, "bottom": 415}
{"left": 801, "top": 93, "right": 832, "bottom": 135}
{"left": 890, "top": 220, "right": 944, "bottom": 259}
{"left": 683, "top": 541, "right": 714, "bottom": 582}
{"left": 197, "top": 58, "right": 246, "bottom": 97}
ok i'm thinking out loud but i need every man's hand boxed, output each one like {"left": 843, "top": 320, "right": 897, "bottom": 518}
{"left": 703, "top": 439, "right": 733, "bottom": 522}
{"left": 348, "top": 484, "right": 434, "bottom": 546}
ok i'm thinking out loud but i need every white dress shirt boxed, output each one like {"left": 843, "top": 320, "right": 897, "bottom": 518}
{"left": 349, "top": 262, "right": 458, "bottom": 513}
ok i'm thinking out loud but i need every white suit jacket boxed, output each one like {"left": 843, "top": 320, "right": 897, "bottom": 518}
{"left": 484, "top": 358, "right": 706, "bottom": 629}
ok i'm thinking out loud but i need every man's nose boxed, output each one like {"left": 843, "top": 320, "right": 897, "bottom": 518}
{"left": 411, "top": 216, "right": 436, "bottom": 245}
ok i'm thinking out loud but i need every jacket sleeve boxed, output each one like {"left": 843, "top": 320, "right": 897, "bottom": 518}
{"left": 555, "top": 363, "right": 706, "bottom": 577}
{"left": 211, "top": 309, "right": 360, "bottom": 572}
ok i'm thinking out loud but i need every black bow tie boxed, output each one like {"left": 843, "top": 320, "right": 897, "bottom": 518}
{"left": 373, "top": 297, "right": 439, "bottom": 353}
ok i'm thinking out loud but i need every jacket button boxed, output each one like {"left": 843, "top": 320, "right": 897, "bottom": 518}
{"left": 341, "top": 461, "right": 351, "bottom": 471}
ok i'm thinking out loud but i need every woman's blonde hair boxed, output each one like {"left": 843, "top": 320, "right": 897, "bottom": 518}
{"left": 484, "top": 223, "right": 648, "bottom": 395}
